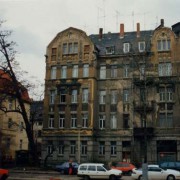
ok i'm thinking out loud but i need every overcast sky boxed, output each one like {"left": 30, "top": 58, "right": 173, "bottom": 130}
{"left": 1, "top": 0, "right": 180, "bottom": 98}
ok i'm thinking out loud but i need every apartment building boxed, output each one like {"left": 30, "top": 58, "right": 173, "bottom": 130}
{"left": 42, "top": 19, "right": 180, "bottom": 165}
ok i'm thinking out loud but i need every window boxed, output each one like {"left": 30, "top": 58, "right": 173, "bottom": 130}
{"left": 110, "top": 114, "right": 117, "bottom": 129}
{"left": 157, "top": 39, "right": 171, "bottom": 51}
{"left": 71, "top": 89, "right": 78, "bottom": 103}
{"left": 49, "top": 115, "right": 54, "bottom": 128}
{"left": 99, "top": 115, "right": 105, "bottom": 129}
{"left": 111, "top": 90, "right": 117, "bottom": 104}
{"left": 99, "top": 141, "right": 105, "bottom": 155}
{"left": 59, "top": 114, "right": 65, "bottom": 128}
{"left": 63, "top": 42, "right": 78, "bottom": 54}
{"left": 63, "top": 43, "right": 68, "bottom": 54}
{"left": 123, "top": 43, "right": 130, "bottom": 53}
{"left": 158, "top": 63, "right": 172, "bottom": 77}
{"left": 99, "top": 90, "right": 106, "bottom": 104}
{"left": 111, "top": 65, "right": 117, "bottom": 78}
{"left": 123, "top": 89, "right": 129, "bottom": 102}
{"left": 84, "top": 45, "right": 90, "bottom": 53}
{"left": 123, "top": 64, "right": 129, "bottom": 78}
{"left": 140, "top": 64, "right": 145, "bottom": 79}
{"left": 70, "top": 141, "right": 76, "bottom": 154}
{"left": 71, "top": 114, "right": 77, "bottom": 128}
{"left": 81, "top": 141, "right": 87, "bottom": 155}
{"left": 82, "top": 114, "right": 88, "bottom": 128}
{"left": 51, "top": 66, "right": 57, "bottom": 79}
{"left": 123, "top": 114, "right": 129, "bottom": 128}
{"left": 83, "top": 64, "right": 89, "bottom": 77}
{"left": 50, "top": 90, "right": 55, "bottom": 104}
{"left": 61, "top": 66, "right": 67, "bottom": 78}
{"left": 6, "top": 138, "right": 10, "bottom": 149}
{"left": 51, "top": 48, "right": 57, "bottom": 61}
{"left": 47, "top": 144, "right": 53, "bottom": 154}
{"left": 111, "top": 141, "right": 117, "bottom": 155}
{"left": 159, "top": 87, "right": 173, "bottom": 102}
{"left": 58, "top": 141, "right": 64, "bottom": 155}
{"left": 60, "top": 91, "right": 66, "bottom": 103}
{"left": 100, "top": 66, "right": 106, "bottom": 79}
{"left": 82, "top": 89, "right": 89, "bottom": 103}
{"left": 159, "top": 113, "right": 173, "bottom": 127}
{"left": 106, "top": 46, "right": 115, "bottom": 54}
{"left": 72, "top": 65, "right": 78, "bottom": 78}
{"left": 138, "top": 41, "right": 145, "bottom": 52}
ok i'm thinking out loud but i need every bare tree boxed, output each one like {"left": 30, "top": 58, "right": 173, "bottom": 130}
{"left": 0, "top": 20, "right": 39, "bottom": 165}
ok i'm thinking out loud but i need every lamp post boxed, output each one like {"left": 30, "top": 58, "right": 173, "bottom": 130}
{"left": 77, "top": 124, "right": 81, "bottom": 164}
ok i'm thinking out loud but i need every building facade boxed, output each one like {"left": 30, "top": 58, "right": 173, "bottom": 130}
{"left": 42, "top": 20, "right": 180, "bottom": 165}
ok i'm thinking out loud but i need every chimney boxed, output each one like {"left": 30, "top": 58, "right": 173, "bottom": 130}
{"left": 161, "top": 19, "right": 164, "bottom": 27}
{"left": 120, "top": 23, "right": 124, "bottom": 39}
{"left": 137, "top": 23, "right": 140, "bottom": 38}
{"left": 99, "top": 28, "right": 103, "bottom": 40}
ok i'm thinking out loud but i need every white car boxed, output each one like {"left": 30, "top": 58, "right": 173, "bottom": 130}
{"left": 131, "top": 164, "right": 180, "bottom": 180}
{"left": 77, "top": 163, "right": 122, "bottom": 180}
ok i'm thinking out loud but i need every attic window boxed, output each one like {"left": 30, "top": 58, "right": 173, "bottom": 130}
{"left": 106, "top": 46, "right": 115, "bottom": 54}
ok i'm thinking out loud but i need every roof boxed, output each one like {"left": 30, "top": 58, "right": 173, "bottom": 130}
{"left": 0, "top": 69, "right": 31, "bottom": 103}
{"left": 89, "top": 30, "right": 153, "bottom": 56}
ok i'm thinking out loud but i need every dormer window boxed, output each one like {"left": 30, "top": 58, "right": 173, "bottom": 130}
{"left": 138, "top": 41, "right": 145, "bottom": 52}
{"left": 123, "top": 43, "right": 130, "bottom": 53}
{"left": 106, "top": 46, "right": 115, "bottom": 54}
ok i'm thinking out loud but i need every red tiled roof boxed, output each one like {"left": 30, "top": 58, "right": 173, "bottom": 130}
{"left": 0, "top": 69, "right": 31, "bottom": 103}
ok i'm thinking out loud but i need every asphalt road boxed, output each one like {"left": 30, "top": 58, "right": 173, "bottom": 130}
{"left": 8, "top": 170, "right": 133, "bottom": 180}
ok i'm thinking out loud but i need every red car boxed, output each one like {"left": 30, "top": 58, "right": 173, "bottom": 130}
{"left": 111, "top": 162, "right": 135, "bottom": 175}
{"left": 0, "top": 168, "right": 9, "bottom": 180}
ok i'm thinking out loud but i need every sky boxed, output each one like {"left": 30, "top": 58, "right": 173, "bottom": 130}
{"left": 0, "top": 0, "right": 180, "bottom": 99}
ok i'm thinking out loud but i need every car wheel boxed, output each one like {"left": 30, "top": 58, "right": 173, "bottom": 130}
{"left": 84, "top": 175, "right": 90, "bottom": 180}
{"left": 138, "top": 175, "right": 143, "bottom": 180}
{"left": 109, "top": 175, "right": 116, "bottom": 180}
{"left": 167, "top": 175, "right": 175, "bottom": 180}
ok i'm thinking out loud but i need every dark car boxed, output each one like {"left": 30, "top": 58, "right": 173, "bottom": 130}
{"left": 55, "top": 162, "right": 79, "bottom": 174}
{"left": 159, "top": 161, "right": 180, "bottom": 171}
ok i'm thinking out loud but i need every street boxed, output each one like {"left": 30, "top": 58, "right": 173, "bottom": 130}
{"left": 8, "top": 170, "right": 133, "bottom": 180}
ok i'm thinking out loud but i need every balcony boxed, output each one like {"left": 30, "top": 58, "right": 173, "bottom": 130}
{"left": 133, "top": 100, "right": 154, "bottom": 112}
{"left": 133, "top": 127, "right": 154, "bottom": 138}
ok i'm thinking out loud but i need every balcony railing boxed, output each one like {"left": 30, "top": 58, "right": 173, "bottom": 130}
{"left": 133, "top": 100, "right": 154, "bottom": 112}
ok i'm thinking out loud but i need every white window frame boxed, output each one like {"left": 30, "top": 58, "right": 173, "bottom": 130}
{"left": 82, "top": 89, "right": 89, "bottom": 103}
{"left": 51, "top": 66, "right": 57, "bottom": 79}
{"left": 70, "top": 141, "right": 76, "bottom": 154}
{"left": 111, "top": 141, "right": 117, "bottom": 155}
{"left": 50, "top": 90, "right": 55, "bottom": 104}
{"left": 71, "top": 89, "right": 78, "bottom": 103}
{"left": 58, "top": 142, "right": 64, "bottom": 155}
{"left": 157, "top": 39, "right": 171, "bottom": 51}
{"left": 72, "top": 65, "right": 78, "bottom": 78}
{"left": 81, "top": 141, "right": 87, "bottom": 155}
{"left": 111, "top": 90, "right": 117, "bottom": 104}
{"left": 59, "top": 114, "right": 65, "bottom": 128}
{"left": 99, "top": 115, "right": 105, "bottom": 129}
{"left": 99, "top": 90, "right": 106, "bottom": 104}
{"left": 100, "top": 66, "right": 106, "bottom": 79}
{"left": 138, "top": 41, "right": 145, "bottom": 52}
{"left": 82, "top": 114, "right": 88, "bottom": 128}
{"left": 123, "top": 89, "right": 129, "bottom": 102}
{"left": 158, "top": 63, "right": 172, "bottom": 77}
{"left": 63, "top": 43, "right": 68, "bottom": 54}
{"left": 106, "top": 46, "right": 115, "bottom": 54}
{"left": 71, "top": 114, "right": 77, "bottom": 128}
{"left": 111, "top": 65, "right": 117, "bottom": 78}
{"left": 61, "top": 66, "right": 67, "bottom": 78}
{"left": 123, "top": 64, "right": 129, "bottom": 78}
{"left": 123, "top": 43, "right": 130, "bottom": 53}
{"left": 110, "top": 114, "right": 117, "bottom": 129}
{"left": 99, "top": 141, "right": 105, "bottom": 155}
{"left": 83, "top": 64, "right": 89, "bottom": 77}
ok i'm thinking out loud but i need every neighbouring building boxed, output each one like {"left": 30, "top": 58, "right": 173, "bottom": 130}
{"left": 30, "top": 100, "right": 43, "bottom": 160}
{"left": 42, "top": 19, "right": 180, "bottom": 166}
{"left": 0, "top": 70, "right": 31, "bottom": 166}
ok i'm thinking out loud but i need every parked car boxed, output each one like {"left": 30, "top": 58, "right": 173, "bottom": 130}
{"left": 159, "top": 161, "right": 180, "bottom": 171}
{"left": 77, "top": 163, "right": 122, "bottom": 180}
{"left": 111, "top": 161, "right": 136, "bottom": 175}
{"left": 0, "top": 168, "right": 9, "bottom": 180}
{"left": 55, "top": 161, "right": 79, "bottom": 174}
{"left": 131, "top": 164, "right": 180, "bottom": 180}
